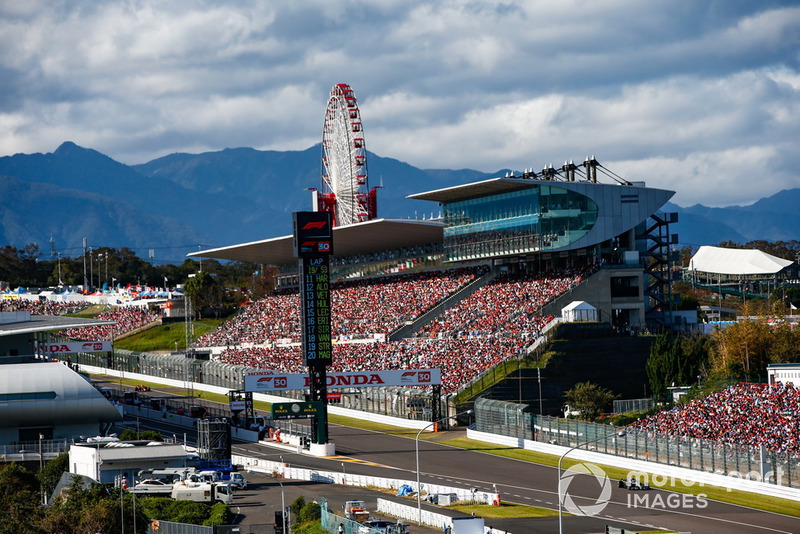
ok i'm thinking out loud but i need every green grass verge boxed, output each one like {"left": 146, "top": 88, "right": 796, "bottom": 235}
{"left": 113, "top": 319, "right": 224, "bottom": 352}
{"left": 437, "top": 436, "right": 800, "bottom": 518}
{"left": 65, "top": 304, "right": 109, "bottom": 317}
{"left": 449, "top": 502, "right": 559, "bottom": 518}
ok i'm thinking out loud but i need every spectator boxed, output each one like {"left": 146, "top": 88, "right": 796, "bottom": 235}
{"left": 633, "top": 382, "right": 800, "bottom": 458}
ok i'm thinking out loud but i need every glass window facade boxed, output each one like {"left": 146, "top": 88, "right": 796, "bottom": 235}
{"left": 442, "top": 184, "right": 598, "bottom": 261}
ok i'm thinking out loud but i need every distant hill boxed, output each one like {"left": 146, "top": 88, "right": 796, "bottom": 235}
{"left": 668, "top": 188, "right": 800, "bottom": 247}
{"left": 131, "top": 144, "right": 490, "bottom": 229}
{"left": 0, "top": 141, "right": 797, "bottom": 260}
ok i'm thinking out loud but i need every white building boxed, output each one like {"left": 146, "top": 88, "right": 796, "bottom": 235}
{"left": 767, "top": 363, "right": 800, "bottom": 386}
{"left": 69, "top": 441, "right": 191, "bottom": 484}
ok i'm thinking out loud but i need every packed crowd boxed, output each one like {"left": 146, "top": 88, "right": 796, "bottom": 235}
{"left": 61, "top": 306, "right": 162, "bottom": 340}
{"left": 216, "top": 336, "right": 526, "bottom": 393}
{"left": 416, "top": 266, "right": 592, "bottom": 339}
{"left": 634, "top": 382, "right": 800, "bottom": 457}
{"left": 194, "top": 267, "right": 486, "bottom": 347}
{"left": 331, "top": 267, "right": 484, "bottom": 337}
{"left": 208, "top": 265, "right": 589, "bottom": 393}
{"left": 0, "top": 299, "right": 92, "bottom": 315}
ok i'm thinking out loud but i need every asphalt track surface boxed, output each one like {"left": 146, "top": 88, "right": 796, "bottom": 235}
{"left": 253, "top": 424, "right": 800, "bottom": 534}
{"left": 126, "top": 411, "right": 800, "bottom": 534}
{"left": 103, "top": 377, "right": 799, "bottom": 534}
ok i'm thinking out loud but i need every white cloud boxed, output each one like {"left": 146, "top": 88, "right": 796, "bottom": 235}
{"left": 613, "top": 146, "right": 787, "bottom": 208}
{"left": 0, "top": 0, "right": 798, "bottom": 207}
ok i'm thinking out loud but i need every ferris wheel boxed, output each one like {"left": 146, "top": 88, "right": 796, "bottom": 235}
{"left": 319, "top": 83, "right": 377, "bottom": 227}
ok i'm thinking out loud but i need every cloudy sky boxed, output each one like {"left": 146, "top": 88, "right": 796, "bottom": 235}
{"left": 1, "top": 1, "right": 798, "bottom": 207}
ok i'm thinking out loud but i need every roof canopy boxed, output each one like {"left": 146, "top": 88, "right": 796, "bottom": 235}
{"left": 689, "top": 246, "right": 794, "bottom": 276}
{"left": 0, "top": 313, "right": 115, "bottom": 337}
{"left": 0, "top": 363, "right": 122, "bottom": 425}
{"left": 190, "top": 218, "right": 443, "bottom": 265}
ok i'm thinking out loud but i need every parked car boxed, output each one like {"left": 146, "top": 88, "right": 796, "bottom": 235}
{"left": 360, "top": 520, "right": 394, "bottom": 533}
{"left": 228, "top": 472, "right": 247, "bottom": 490}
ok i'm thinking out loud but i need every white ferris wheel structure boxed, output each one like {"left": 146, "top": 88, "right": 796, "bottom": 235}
{"left": 317, "top": 83, "right": 378, "bottom": 227}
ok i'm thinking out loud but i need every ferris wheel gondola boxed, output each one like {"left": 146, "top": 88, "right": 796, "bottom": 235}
{"left": 319, "top": 83, "right": 377, "bottom": 227}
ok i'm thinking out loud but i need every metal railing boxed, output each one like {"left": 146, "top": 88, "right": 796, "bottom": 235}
{"left": 474, "top": 397, "right": 800, "bottom": 488}
{"left": 0, "top": 439, "right": 71, "bottom": 461}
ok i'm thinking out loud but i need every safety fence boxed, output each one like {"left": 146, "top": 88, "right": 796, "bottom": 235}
{"left": 70, "top": 350, "right": 444, "bottom": 422}
{"left": 474, "top": 397, "right": 800, "bottom": 488}
{"left": 318, "top": 497, "right": 411, "bottom": 534}
{"left": 147, "top": 521, "right": 271, "bottom": 534}
{"left": 612, "top": 398, "right": 652, "bottom": 414}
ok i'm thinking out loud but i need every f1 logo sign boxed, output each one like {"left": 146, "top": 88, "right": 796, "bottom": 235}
{"left": 418, "top": 371, "right": 431, "bottom": 382}
{"left": 302, "top": 221, "right": 328, "bottom": 230}
{"left": 274, "top": 377, "right": 288, "bottom": 388}
{"left": 82, "top": 342, "right": 103, "bottom": 351}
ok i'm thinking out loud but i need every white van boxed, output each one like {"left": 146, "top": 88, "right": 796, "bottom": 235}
{"left": 187, "top": 470, "right": 220, "bottom": 484}
{"left": 188, "top": 470, "right": 247, "bottom": 489}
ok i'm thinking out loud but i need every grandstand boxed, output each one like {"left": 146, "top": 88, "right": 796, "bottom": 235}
{"left": 8, "top": 167, "right": 678, "bottom": 417}
{"left": 192, "top": 266, "right": 592, "bottom": 394}
{"left": 61, "top": 307, "right": 161, "bottom": 341}
{"left": 633, "top": 382, "right": 800, "bottom": 458}
{"left": 176, "top": 169, "right": 677, "bottom": 409}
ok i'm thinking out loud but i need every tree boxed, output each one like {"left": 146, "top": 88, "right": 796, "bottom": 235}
{"left": 249, "top": 266, "right": 278, "bottom": 300}
{"left": 119, "top": 429, "right": 163, "bottom": 441}
{"left": 183, "top": 271, "right": 220, "bottom": 319}
{"left": 646, "top": 331, "right": 710, "bottom": 399}
{"left": 39, "top": 479, "right": 150, "bottom": 534}
{"left": 563, "top": 381, "right": 615, "bottom": 421}
{"left": 709, "top": 302, "right": 800, "bottom": 380}
{"left": 677, "top": 245, "right": 695, "bottom": 267}
{"left": 38, "top": 452, "right": 69, "bottom": 500}
{"left": 0, "top": 463, "right": 43, "bottom": 534}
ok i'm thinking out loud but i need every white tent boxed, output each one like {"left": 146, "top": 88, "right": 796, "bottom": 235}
{"left": 689, "top": 246, "right": 793, "bottom": 276}
{"left": 562, "top": 301, "right": 598, "bottom": 322}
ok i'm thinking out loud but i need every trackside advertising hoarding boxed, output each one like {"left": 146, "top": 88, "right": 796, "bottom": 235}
{"left": 36, "top": 341, "right": 112, "bottom": 354}
{"left": 244, "top": 369, "right": 441, "bottom": 392}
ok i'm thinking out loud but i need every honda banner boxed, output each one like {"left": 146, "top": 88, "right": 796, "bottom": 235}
{"left": 244, "top": 368, "right": 441, "bottom": 392}
{"left": 36, "top": 341, "right": 112, "bottom": 354}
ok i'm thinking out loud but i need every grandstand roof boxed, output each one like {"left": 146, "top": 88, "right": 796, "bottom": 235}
{"left": 0, "top": 312, "right": 115, "bottom": 337}
{"left": 407, "top": 177, "right": 538, "bottom": 202}
{"left": 689, "top": 246, "right": 794, "bottom": 275}
{"left": 190, "top": 218, "right": 443, "bottom": 265}
{"left": 0, "top": 362, "right": 122, "bottom": 426}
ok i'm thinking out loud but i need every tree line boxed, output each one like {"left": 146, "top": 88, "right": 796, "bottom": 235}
{"left": 647, "top": 302, "right": 800, "bottom": 400}
{"left": 0, "top": 450, "right": 323, "bottom": 533}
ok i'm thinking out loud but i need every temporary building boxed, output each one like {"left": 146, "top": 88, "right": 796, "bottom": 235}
{"left": 688, "top": 246, "right": 793, "bottom": 276}
{"left": 562, "top": 301, "right": 598, "bottom": 322}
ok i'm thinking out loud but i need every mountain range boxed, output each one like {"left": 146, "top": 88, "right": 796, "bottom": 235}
{"left": 1, "top": 142, "right": 797, "bottom": 263}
